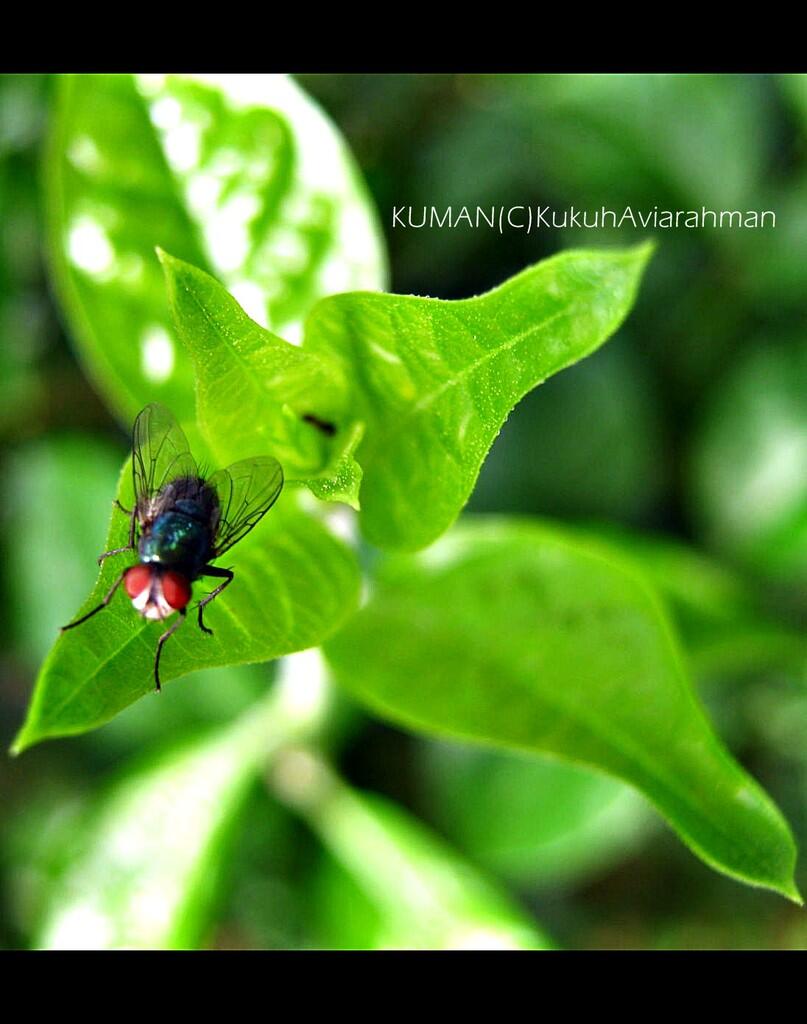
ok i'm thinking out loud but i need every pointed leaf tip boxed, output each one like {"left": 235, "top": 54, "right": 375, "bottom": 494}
{"left": 306, "top": 244, "right": 656, "bottom": 551}
{"left": 324, "top": 519, "right": 800, "bottom": 899}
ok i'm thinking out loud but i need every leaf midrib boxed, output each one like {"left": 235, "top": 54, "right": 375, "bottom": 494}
{"left": 174, "top": 273, "right": 339, "bottom": 476}
{"left": 359, "top": 302, "right": 578, "bottom": 469}
{"left": 363, "top": 607, "right": 789, "bottom": 886}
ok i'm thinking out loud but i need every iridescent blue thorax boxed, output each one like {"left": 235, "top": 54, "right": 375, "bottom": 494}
{"left": 137, "top": 477, "right": 219, "bottom": 580}
{"left": 138, "top": 509, "right": 212, "bottom": 579}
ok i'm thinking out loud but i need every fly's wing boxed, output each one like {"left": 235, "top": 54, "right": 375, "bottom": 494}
{"left": 132, "top": 403, "right": 198, "bottom": 523}
{"left": 208, "top": 457, "right": 284, "bottom": 557}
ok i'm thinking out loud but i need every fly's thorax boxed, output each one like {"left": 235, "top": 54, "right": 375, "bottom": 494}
{"left": 138, "top": 510, "right": 211, "bottom": 577}
{"left": 152, "top": 476, "right": 220, "bottom": 526}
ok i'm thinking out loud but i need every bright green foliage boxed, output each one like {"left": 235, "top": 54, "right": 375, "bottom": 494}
{"left": 44, "top": 73, "right": 386, "bottom": 425}
{"left": 34, "top": 675, "right": 553, "bottom": 950}
{"left": 324, "top": 518, "right": 800, "bottom": 900}
{"left": 35, "top": 677, "right": 328, "bottom": 949}
{"left": 271, "top": 751, "right": 554, "bottom": 949}
{"left": 418, "top": 743, "right": 651, "bottom": 887}
{"left": 590, "top": 527, "right": 807, "bottom": 684}
{"left": 306, "top": 243, "right": 654, "bottom": 550}
{"left": 18, "top": 68, "right": 802, "bottom": 921}
{"left": 159, "top": 251, "right": 363, "bottom": 508}
{"left": 13, "top": 467, "right": 360, "bottom": 753}
{"left": 159, "top": 244, "right": 654, "bottom": 527}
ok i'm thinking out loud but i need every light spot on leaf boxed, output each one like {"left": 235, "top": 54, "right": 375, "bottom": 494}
{"left": 67, "top": 135, "right": 103, "bottom": 174}
{"left": 67, "top": 217, "right": 114, "bottom": 277}
{"left": 140, "top": 326, "right": 175, "bottom": 383}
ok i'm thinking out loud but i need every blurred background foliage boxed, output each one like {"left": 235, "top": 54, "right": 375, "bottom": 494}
{"left": 2, "top": 72, "right": 807, "bottom": 949}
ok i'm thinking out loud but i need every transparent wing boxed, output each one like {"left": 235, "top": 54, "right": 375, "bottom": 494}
{"left": 208, "top": 457, "right": 284, "bottom": 557}
{"left": 132, "top": 403, "right": 198, "bottom": 522}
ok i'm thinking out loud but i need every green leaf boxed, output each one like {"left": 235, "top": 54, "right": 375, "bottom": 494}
{"left": 13, "top": 466, "right": 360, "bottom": 753}
{"left": 302, "top": 421, "right": 364, "bottom": 509}
{"left": 159, "top": 250, "right": 362, "bottom": 508}
{"left": 44, "top": 73, "right": 386, "bottom": 425}
{"left": 36, "top": 679, "right": 325, "bottom": 949}
{"left": 271, "top": 752, "right": 554, "bottom": 949}
{"left": 418, "top": 742, "right": 651, "bottom": 888}
{"left": 324, "top": 517, "right": 800, "bottom": 901}
{"left": 590, "top": 526, "right": 807, "bottom": 684}
{"left": 305, "top": 242, "right": 654, "bottom": 550}
{"left": 309, "top": 851, "right": 392, "bottom": 950}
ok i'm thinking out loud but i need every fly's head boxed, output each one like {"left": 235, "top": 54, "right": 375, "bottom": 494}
{"left": 124, "top": 564, "right": 192, "bottom": 621}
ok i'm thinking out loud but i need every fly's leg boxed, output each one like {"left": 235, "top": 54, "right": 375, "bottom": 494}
{"left": 153, "top": 608, "right": 187, "bottom": 693}
{"left": 97, "top": 545, "right": 133, "bottom": 567}
{"left": 113, "top": 499, "right": 132, "bottom": 516}
{"left": 196, "top": 565, "right": 234, "bottom": 636}
{"left": 98, "top": 503, "right": 137, "bottom": 564}
{"left": 61, "top": 570, "right": 127, "bottom": 632}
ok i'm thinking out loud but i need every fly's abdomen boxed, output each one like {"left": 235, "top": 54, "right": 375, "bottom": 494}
{"left": 139, "top": 512, "right": 210, "bottom": 574}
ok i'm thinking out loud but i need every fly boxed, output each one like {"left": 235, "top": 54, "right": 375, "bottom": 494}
{"left": 61, "top": 402, "right": 284, "bottom": 692}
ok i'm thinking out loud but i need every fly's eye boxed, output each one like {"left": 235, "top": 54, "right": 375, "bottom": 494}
{"left": 124, "top": 565, "right": 153, "bottom": 599}
{"left": 162, "top": 571, "right": 191, "bottom": 611}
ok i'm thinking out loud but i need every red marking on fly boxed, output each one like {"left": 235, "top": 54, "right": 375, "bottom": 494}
{"left": 124, "top": 565, "right": 192, "bottom": 621}
{"left": 124, "top": 564, "right": 152, "bottom": 599}
{"left": 162, "top": 570, "right": 192, "bottom": 611}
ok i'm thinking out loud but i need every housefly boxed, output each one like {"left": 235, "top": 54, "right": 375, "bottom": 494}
{"left": 62, "top": 402, "right": 284, "bottom": 692}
